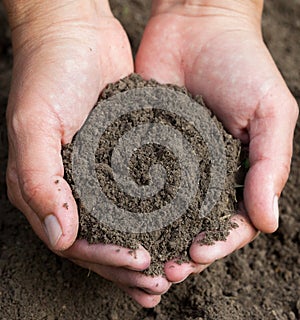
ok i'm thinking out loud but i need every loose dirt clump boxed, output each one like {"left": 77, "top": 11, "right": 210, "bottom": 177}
{"left": 62, "top": 74, "right": 243, "bottom": 275}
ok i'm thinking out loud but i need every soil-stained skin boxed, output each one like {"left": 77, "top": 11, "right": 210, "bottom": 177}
{"left": 62, "top": 74, "right": 242, "bottom": 275}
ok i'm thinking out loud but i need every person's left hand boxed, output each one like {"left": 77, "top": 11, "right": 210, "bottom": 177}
{"left": 135, "top": 0, "right": 298, "bottom": 282}
{"left": 4, "top": 0, "right": 170, "bottom": 307}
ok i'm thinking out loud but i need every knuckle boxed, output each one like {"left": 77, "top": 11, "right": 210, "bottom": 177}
{"left": 8, "top": 110, "right": 24, "bottom": 137}
{"left": 7, "top": 188, "right": 17, "bottom": 207}
{"left": 8, "top": 108, "right": 40, "bottom": 139}
{"left": 20, "top": 176, "right": 43, "bottom": 205}
{"left": 276, "top": 159, "right": 291, "bottom": 191}
{"left": 6, "top": 165, "right": 18, "bottom": 187}
{"left": 292, "top": 98, "right": 299, "bottom": 119}
{"left": 6, "top": 167, "right": 18, "bottom": 206}
{"left": 280, "top": 161, "right": 291, "bottom": 182}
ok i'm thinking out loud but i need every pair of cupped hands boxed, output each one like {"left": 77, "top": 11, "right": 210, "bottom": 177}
{"left": 5, "top": 0, "right": 298, "bottom": 308}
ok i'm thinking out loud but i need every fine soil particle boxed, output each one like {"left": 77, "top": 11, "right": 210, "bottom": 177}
{"left": 62, "top": 74, "right": 243, "bottom": 275}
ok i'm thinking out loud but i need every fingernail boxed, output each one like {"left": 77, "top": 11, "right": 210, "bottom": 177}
{"left": 273, "top": 195, "right": 279, "bottom": 221}
{"left": 140, "top": 287, "right": 156, "bottom": 295}
{"left": 172, "top": 275, "right": 189, "bottom": 285}
{"left": 43, "top": 215, "right": 62, "bottom": 247}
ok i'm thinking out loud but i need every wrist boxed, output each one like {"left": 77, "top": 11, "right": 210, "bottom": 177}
{"left": 3, "top": 0, "right": 112, "bottom": 30}
{"left": 151, "top": 0, "right": 264, "bottom": 19}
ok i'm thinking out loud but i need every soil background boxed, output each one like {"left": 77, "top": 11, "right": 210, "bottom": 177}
{"left": 0, "top": 1, "right": 299, "bottom": 319}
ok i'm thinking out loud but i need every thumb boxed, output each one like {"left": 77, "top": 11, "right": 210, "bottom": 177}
{"left": 8, "top": 105, "right": 78, "bottom": 251}
{"left": 244, "top": 88, "right": 298, "bottom": 233}
{"left": 135, "top": 17, "right": 184, "bottom": 85}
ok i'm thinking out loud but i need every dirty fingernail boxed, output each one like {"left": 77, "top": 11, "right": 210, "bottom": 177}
{"left": 140, "top": 287, "right": 160, "bottom": 295}
{"left": 273, "top": 195, "right": 279, "bottom": 222}
{"left": 44, "top": 214, "right": 62, "bottom": 247}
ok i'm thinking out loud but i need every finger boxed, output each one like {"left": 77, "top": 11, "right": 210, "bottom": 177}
{"left": 60, "top": 240, "right": 151, "bottom": 271}
{"left": 7, "top": 167, "right": 151, "bottom": 273}
{"left": 165, "top": 260, "right": 209, "bottom": 283}
{"left": 189, "top": 212, "right": 258, "bottom": 265}
{"left": 119, "top": 285, "right": 162, "bottom": 308}
{"left": 8, "top": 106, "right": 78, "bottom": 251}
{"left": 6, "top": 156, "right": 50, "bottom": 245}
{"left": 135, "top": 17, "right": 184, "bottom": 85}
{"left": 70, "top": 261, "right": 163, "bottom": 307}
{"left": 245, "top": 91, "right": 298, "bottom": 233}
{"left": 95, "top": 266, "right": 170, "bottom": 295}
{"left": 70, "top": 259, "right": 170, "bottom": 295}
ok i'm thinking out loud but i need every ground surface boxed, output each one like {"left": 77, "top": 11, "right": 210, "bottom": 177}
{"left": 0, "top": 1, "right": 299, "bottom": 319}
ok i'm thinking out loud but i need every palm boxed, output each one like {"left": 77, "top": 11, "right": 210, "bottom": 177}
{"left": 136, "top": 12, "right": 298, "bottom": 281}
{"left": 7, "top": 13, "right": 172, "bottom": 308}
{"left": 137, "top": 13, "right": 287, "bottom": 137}
{"left": 7, "top": 15, "right": 133, "bottom": 245}
{"left": 10, "top": 16, "right": 133, "bottom": 144}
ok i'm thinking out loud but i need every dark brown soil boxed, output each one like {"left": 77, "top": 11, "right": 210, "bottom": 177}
{"left": 1, "top": 0, "right": 300, "bottom": 319}
{"left": 62, "top": 74, "right": 241, "bottom": 276}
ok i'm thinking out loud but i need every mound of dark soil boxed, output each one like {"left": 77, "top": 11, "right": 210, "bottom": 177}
{"left": 62, "top": 74, "right": 243, "bottom": 275}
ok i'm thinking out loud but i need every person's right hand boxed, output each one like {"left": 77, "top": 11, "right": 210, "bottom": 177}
{"left": 5, "top": 0, "right": 170, "bottom": 307}
{"left": 136, "top": 0, "right": 298, "bottom": 285}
